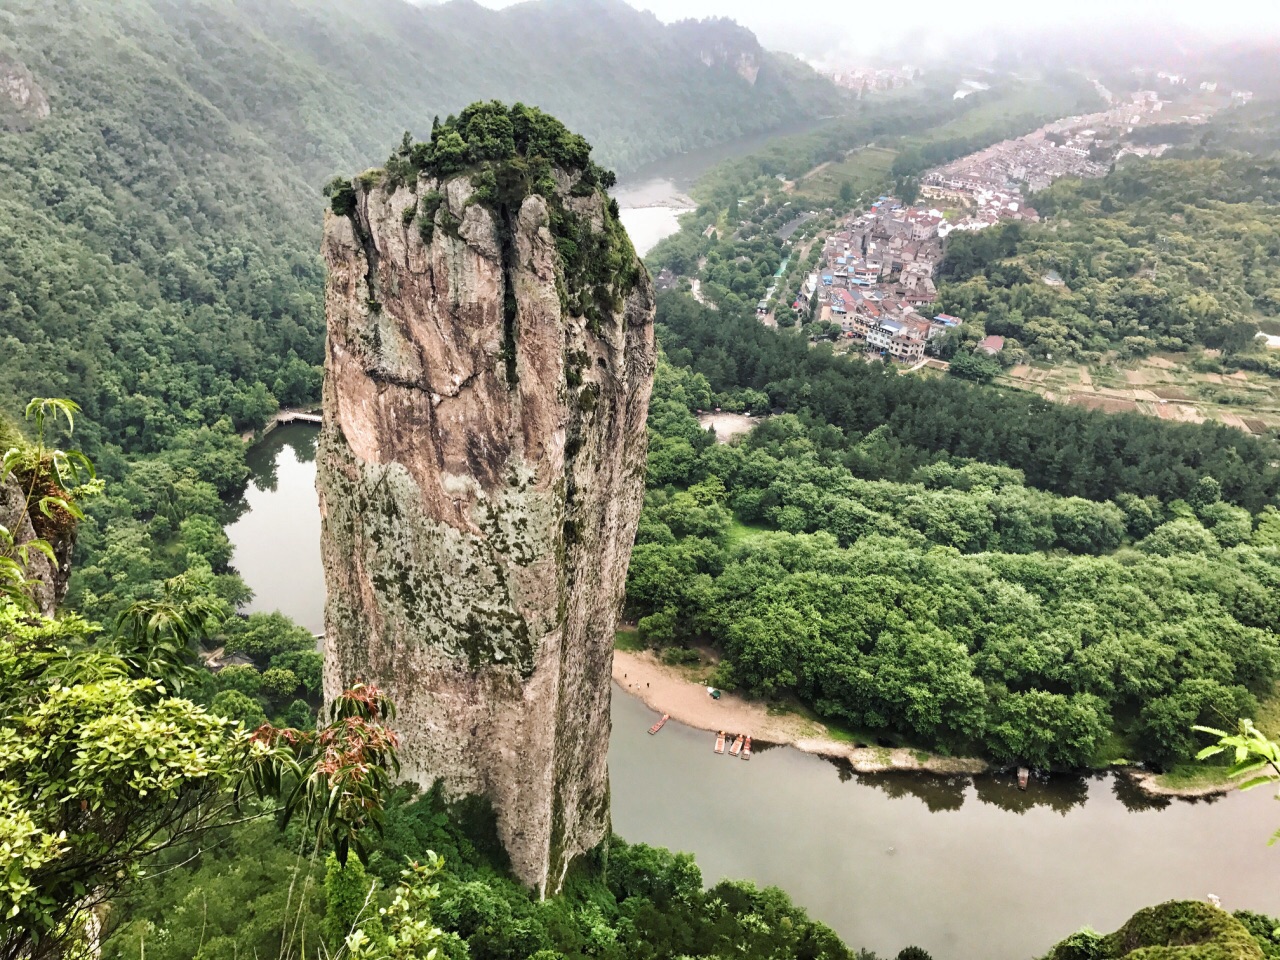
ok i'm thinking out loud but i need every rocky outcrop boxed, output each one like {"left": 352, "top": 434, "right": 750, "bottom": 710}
{"left": 674, "top": 18, "right": 764, "bottom": 86}
{"left": 317, "top": 126, "right": 655, "bottom": 895}
{"left": 0, "top": 57, "right": 49, "bottom": 126}
{"left": 1, "top": 479, "right": 72, "bottom": 616}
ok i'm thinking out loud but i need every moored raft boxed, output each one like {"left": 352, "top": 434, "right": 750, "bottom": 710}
{"left": 715, "top": 731, "right": 726, "bottom": 754}
{"left": 729, "top": 734, "right": 744, "bottom": 757}
{"left": 741, "top": 736, "right": 752, "bottom": 760}
{"left": 649, "top": 714, "right": 670, "bottom": 735}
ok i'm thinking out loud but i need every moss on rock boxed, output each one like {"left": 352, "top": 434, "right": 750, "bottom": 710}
{"left": 1046, "top": 901, "right": 1266, "bottom": 960}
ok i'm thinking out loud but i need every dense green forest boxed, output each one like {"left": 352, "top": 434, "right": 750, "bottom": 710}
{"left": 100, "top": 788, "right": 862, "bottom": 960}
{"left": 937, "top": 156, "right": 1280, "bottom": 360}
{"left": 654, "top": 294, "right": 1280, "bottom": 510}
{"left": 7, "top": 6, "right": 1280, "bottom": 954}
{"left": 0, "top": 0, "right": 845, "bottom": 459}
{"left": 628, "top": 293, "right": 1280, "bottom": 769}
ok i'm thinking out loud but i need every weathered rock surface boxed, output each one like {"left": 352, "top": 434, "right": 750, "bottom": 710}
{"left": 0, "top": 57, "right": 49, "bottom": 126}
{"left": 0, "top": 479, "right": 72, "bottom": 616}
{"left": 318, "top": 166, "right": 655, "bottom": 894}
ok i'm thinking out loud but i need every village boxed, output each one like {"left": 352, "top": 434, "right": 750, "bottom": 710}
{"left": 792, "top": 198, "right": 972, "bottom": 365}
{"left": 789, "top": 86, "right": 1220, "bottom": 365}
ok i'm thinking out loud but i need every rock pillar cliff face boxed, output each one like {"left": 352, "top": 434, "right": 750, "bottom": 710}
{"left": 317, "top": 110, "right": 655, "bottom": 895}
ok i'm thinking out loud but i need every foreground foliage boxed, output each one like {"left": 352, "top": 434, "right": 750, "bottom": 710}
{"left": 0, "top": 589, "right": 400, "bottom": 958}
{"left": 0, "top": 404, "right": 399, "bottom": 959}
{"left": 103, "top": 786, "right": 862, "bottom": 960}
{"left": 1046, "top": 901, "right": 1273, "bottom": 960}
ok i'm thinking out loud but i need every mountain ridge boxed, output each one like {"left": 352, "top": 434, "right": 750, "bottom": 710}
{"left": 0, "top": 0, "right": 845, "bottom": 454}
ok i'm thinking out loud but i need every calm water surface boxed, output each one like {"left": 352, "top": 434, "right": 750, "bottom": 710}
{"left": 613, "top": 119, "right": 834, "bottom": 256}
{"left": 611, "top": 691, "right": 1279, "bottom": 960}
{"left": 226, "top": 426, "right": 325, "bottom": 633}
{"left": 230, "top": 425, "right": 1280, "bottom": 960}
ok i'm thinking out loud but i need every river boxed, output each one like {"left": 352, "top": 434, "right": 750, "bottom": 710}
{"left": 613, "top": 118, "right": 834, "bottom": 256}
{"left": 227, "top": 425, "right": 1280, "bottom": 960}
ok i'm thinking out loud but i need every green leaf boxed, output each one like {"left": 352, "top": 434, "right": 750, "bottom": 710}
{"left": 1237, "top": 775, "right": 1277, "bottom": 792}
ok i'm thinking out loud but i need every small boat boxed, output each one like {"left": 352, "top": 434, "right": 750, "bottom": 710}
{"left": 714, "top": 731, "right": 726, "bottom": 754}
{"left": 1017, "top": 766, "right": 1029, "bottom": 790}
{"left": 741, "top": 736, "right": 752, "bottom": 760}
{"left": 649, "top": 714, "right": 670, "bottom": 735}
{"left": 729, "top": 734, "right": 744, "bottom": 757}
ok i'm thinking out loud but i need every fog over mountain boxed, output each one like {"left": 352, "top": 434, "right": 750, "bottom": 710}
{"left": 467, "top": 0, "right": 1280, "bottom": 67}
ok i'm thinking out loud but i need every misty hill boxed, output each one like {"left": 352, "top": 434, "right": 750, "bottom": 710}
{"left": 1, "top": 0, "right": 843, "bottom": 178}
{"left": 0, "top": 0, "right": 843, "bottom": 454}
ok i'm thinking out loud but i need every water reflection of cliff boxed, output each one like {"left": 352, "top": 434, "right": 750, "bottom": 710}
{"left": 838, "top": 768, "right": 1233, "bottom": 816}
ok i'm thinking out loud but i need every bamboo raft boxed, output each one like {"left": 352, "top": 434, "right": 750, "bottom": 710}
{"left": 729, "top": 734, "right": 744, "bottom": 757}
{"left": 714, "top": 731, "right": 726, "bottom": 754}
{"left": 741, "top": 736, "right": 752, "bottom": 760}
{"left": 648, "top": 714, "right": 670, "bottom": 735}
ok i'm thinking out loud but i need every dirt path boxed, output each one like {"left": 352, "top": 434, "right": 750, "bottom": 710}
{"left": 697, "top": 412, "right": 757, "bottom": 442}
{"left": 799, "top": 159, "right": 833, "bottom": 181}
{"left": 689, "top": 279, "right": 717, "bottom": 310}
{"left": 612, "top": 649, "right": 987, "bottom": 775}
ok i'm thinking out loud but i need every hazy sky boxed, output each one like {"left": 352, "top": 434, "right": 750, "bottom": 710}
{"left": 467, "top": 0, "right": 1280, "bottom": 54}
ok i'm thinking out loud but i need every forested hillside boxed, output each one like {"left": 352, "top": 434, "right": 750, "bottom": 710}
{"left": 630, "top": 293, "right": 1280, "bottom": 770}
{"left": 937, "top": 156, "right": 1280, "bottom": 359}
{"left": 655, "top": 294, "right": 1280, "bottom": 510}
{"left": 0, "top": 0, "right": 845, "bottom": 456}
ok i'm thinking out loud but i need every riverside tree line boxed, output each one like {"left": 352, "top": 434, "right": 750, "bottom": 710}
{"left": 628, "top": 295, "right": 1280, "bottom": 770}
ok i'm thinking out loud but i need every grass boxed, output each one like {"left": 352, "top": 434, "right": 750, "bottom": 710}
{"left": 793, "top": 146, "right": 896, "bottom": 203}
{"left": 1150, "top": 764, "right": 1236, "bottom": 792}
{"left": 724, "top": 519, "right": 771, "bottom": 547}
{"left": 1090, "top": 730, "right": 1138, "bottom": 768}
{"left": 1252, "top": 684, "right": 1280, "bottom": 739}
{"left": 613, "top": 628, "right": 645, "bottom": 652}
{"left": 778, "top": 697, "right": 888, "bottom": 746}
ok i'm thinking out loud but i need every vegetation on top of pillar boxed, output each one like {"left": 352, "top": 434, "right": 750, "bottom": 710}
{"left": 336, "top": 102, "right": 644, "bottom": 329}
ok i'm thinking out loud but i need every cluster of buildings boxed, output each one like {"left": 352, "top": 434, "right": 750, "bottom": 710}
{"left": 823, "top": 65, "right": 918, "bottom": 94}
{"left": 769, "top": 82, "right": 1237, "bottom": 361}
{"left": 796, "top": 197, "right": 965, "bottom": 362}
{"left": 918, "top": 92, "right": 1179, "bottom": 232}
{"left": 1151, "top": 70, "right": 1252, "bottom": 103}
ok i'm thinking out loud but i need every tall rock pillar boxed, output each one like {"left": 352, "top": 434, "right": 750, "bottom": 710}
{"left": 317, "top": 107, "right": 655, "bottom": 895}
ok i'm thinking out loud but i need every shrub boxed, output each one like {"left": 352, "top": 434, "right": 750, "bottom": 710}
{"left": 325, "top": 177, "right": 356, "bottom": 217}
{"left": 661, "top": 647, "right": 701, "bottom": 666}
{"left": 224, "top": 611, "right": 315, "bottom": 661}
{"left": 209, "top": 690, "right": 266, "bottom": 729}
{"left": 260, "top": 666, "right": 299, "bottom": 701}
{"left": 212, "top": 663, "right": 261, "bottom": 697}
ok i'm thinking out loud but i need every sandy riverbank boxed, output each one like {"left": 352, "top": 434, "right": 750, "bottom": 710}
{"left": 612, "top": 649, "right": 1237, "bottom": 796}
{"left": 612, "top": 648, "right": 988, "bottom": 775}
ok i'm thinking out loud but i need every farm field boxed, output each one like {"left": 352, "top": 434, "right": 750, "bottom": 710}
{"left": 791, "top": 145, "right": 897, "bottom": 201}
{"left": 995, "top": 352, "right": 1280, "bottom": 437}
